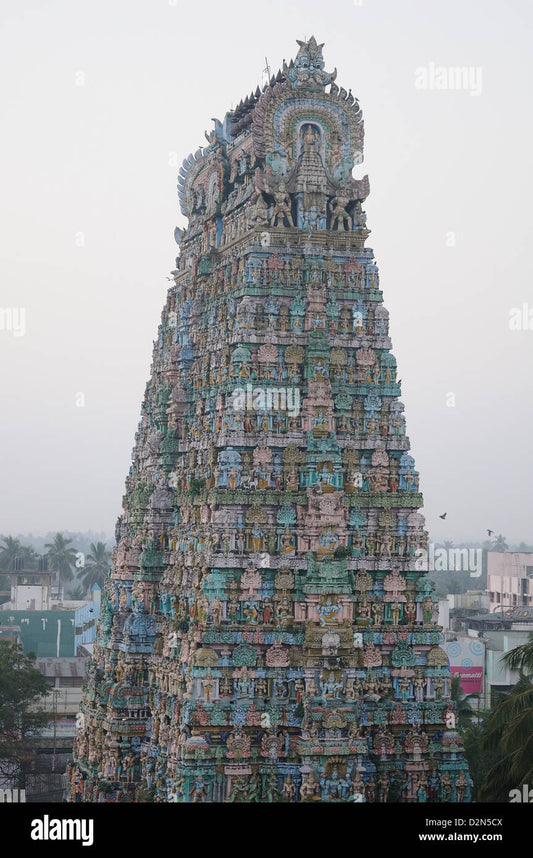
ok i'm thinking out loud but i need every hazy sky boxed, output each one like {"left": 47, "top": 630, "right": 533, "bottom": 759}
{"left": 1, "top": 0, "right": 532, "bottom": 544}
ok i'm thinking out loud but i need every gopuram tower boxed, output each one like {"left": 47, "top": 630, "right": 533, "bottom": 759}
{"left": 70, "top": 38, "right": 471, "bottom": 804}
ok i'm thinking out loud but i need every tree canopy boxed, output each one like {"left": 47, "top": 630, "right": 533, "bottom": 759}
{"left": 44, "top": 532, "right": 78, "bottom": 586}
{"left": 0, "top": 536, "right": 36, "bottom": 571}
{"left": 80, "top": 541, "right": 110, "bottom": 594}
{"left": 474, "top": 632, "right": 533, "bottom": 800}
{"left": 0, "top": 640, "right": 50, "bottom": 786}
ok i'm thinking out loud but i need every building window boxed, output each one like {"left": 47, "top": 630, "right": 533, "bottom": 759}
{"left": 60, "top": 677, "right": 83, "bottom": 688}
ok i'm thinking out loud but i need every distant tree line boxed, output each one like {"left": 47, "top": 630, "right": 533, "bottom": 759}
{"left": 0, "top": 533, "right": 112, "bottom": 599}
{"left": 429, "top": 535, "right": 533, "bottom": 597}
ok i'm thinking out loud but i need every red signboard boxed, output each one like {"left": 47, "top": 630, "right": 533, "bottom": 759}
{"left": 450, "top": 665, "right": 483, "bottom": 694}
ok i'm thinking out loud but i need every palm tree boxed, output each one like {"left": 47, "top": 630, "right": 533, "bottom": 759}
{"left": 69, "top": 584, "right": 87, "bottom": 601}
{"left": 450, "top": 675, "right": 480, "bottom": 730}
{"left": 44, "top": 533, "right": 78, "bottom": 588}
{"left": 502, "top": 631, "right": 533, "bottom": 675}
{"left": 479, "top": 676, "right": 533, "bottom": 800}
{"left": 462, "top": 710, "right": 499, "bottom": 802}
{"left": 449, "top": 673, "right": 489, "bottom": 799}
{"left": 492, "top": 534, "right": 508, "bottom": 552}
{"left": 478, "top": 633, "right": 533, "bottom": 800}
{"left": 80, "top": 542, "right": 110, "bottom": 594}
{"left": 0, "top": 536, "right": 36, "bottom": 571}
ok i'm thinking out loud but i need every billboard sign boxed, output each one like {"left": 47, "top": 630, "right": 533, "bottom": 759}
{"left": 443, "top": 637, "right": 484, "bottom": 694}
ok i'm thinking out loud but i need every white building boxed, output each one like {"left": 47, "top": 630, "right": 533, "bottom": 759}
{"left": 488, "top": 552, "right": 533, "bottom": 612}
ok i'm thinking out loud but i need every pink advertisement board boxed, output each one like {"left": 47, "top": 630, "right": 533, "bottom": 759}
{"left": 449, "top": 665, "right": 483, "bottom": 694}
{"left": 444, "top": 637, "right": 485, "bottom": 694}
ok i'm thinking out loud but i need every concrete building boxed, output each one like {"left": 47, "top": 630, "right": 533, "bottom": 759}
{"left": 0, "top": 566, "right": 100, "bottom": 801}
{"left": 24, "top": 656, "right": 90, "bottom": 802}
{"left": 447, "top": 591, "right": 490, "bottom": 613}
{"left": 442, "top": 602, "right": 533, "bottom": 709}
{"left": 488, "top": 552, "right": 533, "bottom": 612}
{"left": 6, "top": 567, "right": 55, "bottom": 611}
{"left": 0, "top": 567, "right": 101, "bottom": 657}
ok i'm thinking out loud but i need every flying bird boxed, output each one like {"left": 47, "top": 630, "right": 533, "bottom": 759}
{"left": 487, "top": 529, "right": 494, "bottom": 536}
{"left": 439, "top": 513, "right": 447, "bottom": 520}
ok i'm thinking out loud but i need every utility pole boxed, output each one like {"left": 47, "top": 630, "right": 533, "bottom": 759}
{"left": 261, "top": 57, "right": 271, "bottom": 88}
{"left": 52, "top": 689, "right": 62, "bottom": 773}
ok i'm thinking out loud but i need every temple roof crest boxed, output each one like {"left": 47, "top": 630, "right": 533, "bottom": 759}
{"left": 283, "top": 36, "right": 337, "bottom": 92}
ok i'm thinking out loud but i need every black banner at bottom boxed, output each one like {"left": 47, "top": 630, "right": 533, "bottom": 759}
{"left": 1, "top": 800, "right": 529, "bottom": 851}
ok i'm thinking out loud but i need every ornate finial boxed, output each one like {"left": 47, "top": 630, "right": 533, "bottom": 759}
{"left": 283, "top": 36, "right": 337, "bottom": 91}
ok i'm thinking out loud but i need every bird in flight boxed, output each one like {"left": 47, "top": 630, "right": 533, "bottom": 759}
{"left": 487, "top": 529, "right": 494, "bottom": 537}
{"left": 439, "top": 513, "right": 447, "bottom": 520}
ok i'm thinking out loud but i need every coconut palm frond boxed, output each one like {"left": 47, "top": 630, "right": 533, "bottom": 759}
{"left": 479, "top": 755, "right": 516, "bottom": 801}
{"left": 502, "top": 632, "right": 533, "bottom": 675}
{"left": 507, "top": 732, "right": 533, "bottom": 783}
{"left": 501, "top": 709, "right": 533, "bottom": 755}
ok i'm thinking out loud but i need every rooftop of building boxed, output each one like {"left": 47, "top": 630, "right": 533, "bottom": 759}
{"left": 36, "top": 656, "right": 89, "bottom": 678}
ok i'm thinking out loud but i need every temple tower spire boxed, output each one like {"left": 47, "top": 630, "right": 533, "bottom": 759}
{"left": 69, "top": 38, "right": 471, "bottom": 805}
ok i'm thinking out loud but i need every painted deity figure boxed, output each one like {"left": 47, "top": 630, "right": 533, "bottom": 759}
{"left": 320, "top": 769, "right": 351, "bottom": 801}
{"left": 270, "top": 182, "right": 294, "bottom": 227}
{"left": 235, "top": 667, "right": 254, "bottom": 697}
{"left": 243, "top": 597, "right": 259, "bottom": 625}
{"left": 282, "top": 774, "right": 297, "bottom": 802}
{"left": 300, "top": 771, "right": 320, "bottom": 801}
{"left": 329, "top": 191, "right": 352, "bottom": 231}
{"left": 320, "top": 671, "right": 343, "bottom": 699}
{"left": 317, "top": 598, "right": 340, "bottom": 627}
{"left": 250, "top": 523, "right": 264, "bottom": 552}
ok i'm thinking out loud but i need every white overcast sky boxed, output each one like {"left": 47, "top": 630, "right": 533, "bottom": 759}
{"left": 0, "top": 0, "right": 532, "bottom": 544}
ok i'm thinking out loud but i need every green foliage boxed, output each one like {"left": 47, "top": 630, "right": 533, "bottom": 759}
{"left": 0, "top": 536, "right": 37, "bottom": 571}
{"left": 450, "top": 675, "right": 480, "bottom": 731}
{"left": 0, "top": 640, "right": 50, "bottom": 785}
{"left": 294, "top": 702, "right": 304, "bottom": 720}
{"left": 137, "top": 784, "right": 157, "bottom": 802}
{"left": 502, "top": 631, "right": 533, "bottom": 675}
{"left": 492, "top": 534, "right": 508, "bottom": 552}
{"left": 45, "top": 532, "right": 79, "bottom": 586}
{"left": 472, "top": 635, "right": 533, "bottom": 801}
{"left": 188, "top": 477, "right": 206, "bottom": 496}
{"left": 79, "top": 541, "right": 110, "bottom": 594}
{"left": 449, "top": 675, "right": 496, "bottom": 800}
{"left": 462, "top": 719, "right": 500, "bottom": 802}
{"left": 478, "top": 676, "right": 533, "bottom": 800}
{"left": 69, "top": 585, "right": 87, "bottom": 601}
{"left": 334, "top": 545, "right": 351, "bottom": 559}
